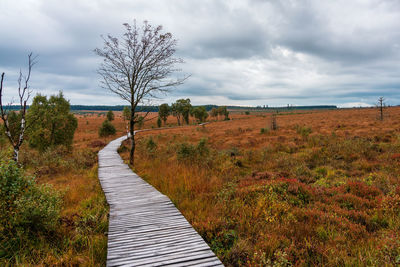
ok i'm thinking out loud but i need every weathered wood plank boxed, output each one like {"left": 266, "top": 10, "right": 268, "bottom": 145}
{"left": 99, "top": 135, "right": 223, "bottom": 266}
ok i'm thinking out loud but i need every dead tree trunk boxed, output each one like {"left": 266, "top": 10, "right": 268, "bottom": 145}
{"left": 271, "top": 111, "right": 278, "bottom": 130}
{"left": 378, "top": 97, "right": 384, "bottom": 121}
{"left": 0, "top": 53, "right": 36, "bottom": 162}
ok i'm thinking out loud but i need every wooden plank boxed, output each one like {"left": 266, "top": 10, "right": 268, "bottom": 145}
{"left": 107, "top": 250, "right": 217, "bottom": 267}
{"left": 98, "top": 134, "right": 223, "bottom": 266}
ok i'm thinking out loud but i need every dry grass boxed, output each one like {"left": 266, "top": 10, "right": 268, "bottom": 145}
{"left": 1, "top": 111, "right": 129, "bottom": 266}
{"left": 119, "top": 107, "right": 400, "bottom": 266}
{"left": 4, "top": 107, "right": 399, "bottom": 266}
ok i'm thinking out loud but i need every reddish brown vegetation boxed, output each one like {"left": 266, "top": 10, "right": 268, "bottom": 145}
{"left": 119, "top": 107, "right": 400, "bottom": 266}
{"left": 1, "top": 111, "right": 128, "bottom": 265}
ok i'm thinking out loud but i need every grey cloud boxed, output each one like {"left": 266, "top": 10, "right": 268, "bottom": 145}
{"left": 271, "top": 1, "right": 400, "bottom": 64}
{"left": 0, "top": 0, "right": 399, "bottom": 106}
{"left": 173, "top": 2, "right": 270, "bottom": 59}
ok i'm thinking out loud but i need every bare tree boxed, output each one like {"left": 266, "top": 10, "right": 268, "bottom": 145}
{"left": 94, "top": 20, "right": 187, "bottom": 166}
{"left": 0, "top": 53, "right": 36, "bottom": 162}
{"left": 377, "top": 97, "right": 385, "bottom": 121}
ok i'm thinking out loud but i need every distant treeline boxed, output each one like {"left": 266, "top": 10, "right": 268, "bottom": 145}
{"left": 4, "top": 104, "right": 338, "bottom": 112}
{"left": 4, "top": 105, "right": 159, "bottom": 112}
{"left": 70, "top": 105, "right": 159, "bottom": 112}
{"left": 68, "top": 105, "right": 220, "bottom": 112}
{"left": 68, "top": 104, "right": 338, "bottom": 111}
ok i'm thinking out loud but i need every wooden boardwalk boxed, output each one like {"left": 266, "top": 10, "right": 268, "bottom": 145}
{"left": 98, "top": 135, "right": 223, "bottom": 266}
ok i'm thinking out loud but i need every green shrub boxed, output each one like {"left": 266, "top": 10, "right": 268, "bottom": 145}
{"left": 190, "top": 106, "right": 209, "bottom": 123}
{"left": 157, "top": 117, "right": 162, "bottom": 128}
{"left": 172, "top": 99, "right": 192, "bottom": 125}
{"left": 72, "top": 148, "right": 98, "bottom": 169}
{"left": 19, "top": 146, "right": 97, "bottom": 176}
{"left": 176, "top": 138, "right": 209, "bottom": 163}
{"left": 0, "top": 160, "right": 61, "bottom": 258}
{"left": 3, "top": 111, "right": 21, "bottom": 142}
{"left": 296, "top": 125, "right": 312, "bottom": 139}
{"left": 117, "top": 143, "right": 129, "bottom": 153}
{"left": 106, "top": 110, "right": 114, "bottom": 121}
{"left": 217, "top": 106, "right": 230, "bottom": 120}
{"left": 14, "top": 184, "right": 61, "bottom": 233}
{"left": 146, "top": 137, "right": 157, "bottom": 154}
{"left": 99, "top": 120, "right": 116, "bottom": 137}
{"left": 177, "top": 142, "right": 197, "bottom": 162}
{"left": 158, "top": 103, "right": 170, "bottom": 125}
{"left": 0, "top": 124, "right": 6, "bottom": 148}
{"left": 197, "top": 138, "right": 209, "bottom": 157}
{"left": 26, "top": 92, "right": 78, "bottom": 152}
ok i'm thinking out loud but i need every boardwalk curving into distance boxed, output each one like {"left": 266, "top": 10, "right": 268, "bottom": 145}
{"left": 98, "top": 134, "right": 223, "bottom": 267}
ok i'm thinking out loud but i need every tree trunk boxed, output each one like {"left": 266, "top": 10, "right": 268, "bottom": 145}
{"left": 378, "top": 97, "right": 384, "bottom": 121}
{"left": 129, "top": 110, "right": 135, "bottom": 166}
{"left": 13, "top": 146, "right": 19, "bottom": 162}
{"left": 130, "top": 133, "right": 135, "bottom": 166}
{"left": 3, "top": 121, "right": 20, "bottom": 162}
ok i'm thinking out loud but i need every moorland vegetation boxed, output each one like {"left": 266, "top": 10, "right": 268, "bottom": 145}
{"left": 0, "top": 93, "right": 128, "bottom": 265}
{"left": 119, "top": 107, "right": 400, "bottom": 266}
{"left": 2, "top": 98, "right": 399, "bottom": 266}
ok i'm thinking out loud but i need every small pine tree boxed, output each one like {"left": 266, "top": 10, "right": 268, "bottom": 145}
{"left": 146, "top": 137, "right": 157, "bottom": 153}
{"left": 99, "top": 120, "right": 116, "bottom": 137}
{"left": 157, "top": 117, "right": 162, "bottom": 128}
{"left": 158, "top": 103, "right": 170, "bottom": 125}
{"left": 106, "top": 110, "right": 115, "bottom": 121}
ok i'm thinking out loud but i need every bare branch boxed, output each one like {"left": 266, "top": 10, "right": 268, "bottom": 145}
{"left": 0, "top": 53, "right": 37, "bottom": 162}
{"left": 95, "top": 20, "right": 188, "bottom": 165}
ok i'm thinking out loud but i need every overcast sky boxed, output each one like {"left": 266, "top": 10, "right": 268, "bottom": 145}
{"left": 1, "top": 0, "right": 399, "bottom": 107}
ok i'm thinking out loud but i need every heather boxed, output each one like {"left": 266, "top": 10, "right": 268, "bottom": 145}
{"left": 121, "top": 107, "right": 400, "bottom": 266}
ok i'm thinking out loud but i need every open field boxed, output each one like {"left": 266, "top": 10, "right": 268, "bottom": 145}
{"left": 0, "top": 112, "right": 128, "bottom": 265}
{"left": 118, "top": 107, "right": 400, "bottom": 266}
{"left": 2, "top": 107, "right": 399, "bottom": 265}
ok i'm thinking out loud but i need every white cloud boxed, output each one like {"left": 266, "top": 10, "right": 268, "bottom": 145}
{"left": 338, "top": 102, "right": 374, "bottom": 108}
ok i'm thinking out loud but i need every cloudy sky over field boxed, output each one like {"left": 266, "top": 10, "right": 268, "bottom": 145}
{"left": 1, "top": 0, "right": 400, "bottom": 107}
